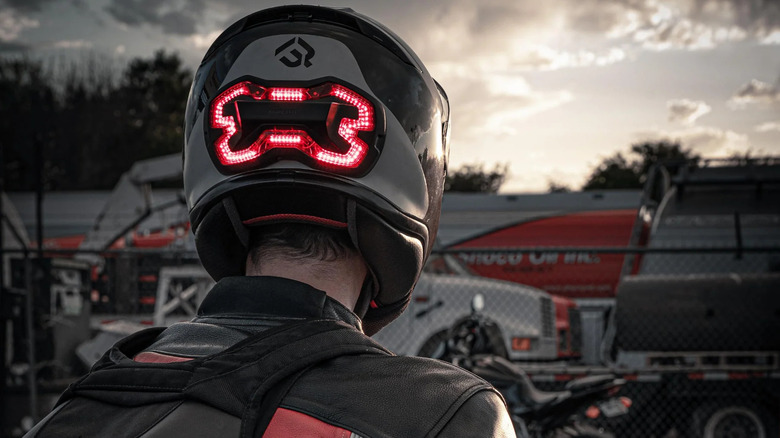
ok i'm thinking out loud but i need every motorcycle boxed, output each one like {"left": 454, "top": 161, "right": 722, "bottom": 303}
{"left": 431, "top": 294, "right": 630, "bottom": 438}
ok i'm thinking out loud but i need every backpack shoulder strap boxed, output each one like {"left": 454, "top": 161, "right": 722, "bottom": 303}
{"left": 184, "top": 318, "right": 390, "bottom": 437}
{"left": 55, "top": 319, "right": 387, "bottom": 438}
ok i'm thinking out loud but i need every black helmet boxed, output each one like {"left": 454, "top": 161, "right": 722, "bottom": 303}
{"left": 183, "top": 5, "right": 450, "bottom": 335}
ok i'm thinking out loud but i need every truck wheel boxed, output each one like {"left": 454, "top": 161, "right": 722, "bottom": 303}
{"left": 692, "top": 404, "right": 770, "bottom": 438}
{"left": 417, "top": 329, "right": 449, "bottom": 358}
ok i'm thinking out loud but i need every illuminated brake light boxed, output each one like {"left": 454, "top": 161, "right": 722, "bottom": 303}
{"left": 268, "top": 132, "right": 308, "bottom": 147}
{"left": 620, "top": 397, "right": 632, "bottom": 409}
{"left": 511, "top": 337, "right": 532, "bottom": 351}
{"left": 321, "top": 85, "right": 373, "bottom": 167}
{"left": 211, "top": 81, "right": 265, "bottom": 166}
{"left": 267, "top": 88, "right": 308, "bottom": 101}
{"left": 209, "top": 81, "right": 375, "bottom": 170}
{"left": 585, "top": 405, "right": 601, "bottom": 419}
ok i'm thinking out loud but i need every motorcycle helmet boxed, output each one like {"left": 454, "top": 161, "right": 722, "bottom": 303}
{"left": 183, "top": 5, "right": 450, "bottom": 335}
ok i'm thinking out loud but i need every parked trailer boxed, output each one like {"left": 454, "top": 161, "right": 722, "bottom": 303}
{"left": 599, "top": 161, "right": 780, "bottom": 437}
{"left": 603, "top": 273, "right": 780, "bottom": 437}
{"left": 435, "top": 160, "right": 780, "bottom": 437}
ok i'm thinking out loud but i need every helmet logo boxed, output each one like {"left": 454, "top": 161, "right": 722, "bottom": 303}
{"left": 275, "top": 37, "right": 315, "bottom": 68}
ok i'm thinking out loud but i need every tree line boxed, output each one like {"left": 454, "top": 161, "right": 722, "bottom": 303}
{"left": 1, "top": 51, "right": 191, "bottom": 191}
{"left": 445, "top": 140, "right": 699, "bottom": 193}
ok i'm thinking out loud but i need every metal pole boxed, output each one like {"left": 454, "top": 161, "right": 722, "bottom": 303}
{"left": 24, "top": 247, "right": 38, "bottom": 421}
{"left": 26, "top": 133, "right": 44, "bottom": 422}
{"left": 0, "top": 136, "right": 6, "bottom": 433}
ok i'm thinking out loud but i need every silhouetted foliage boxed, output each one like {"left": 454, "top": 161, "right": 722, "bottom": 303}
{"left": 445, "top": 163, "right": 508, "bottom": 193}
{"left": 0, "top": 57, "right": 58, "bottom": 191}
{"left": 547, "top": 180, "right": 571, "bottom": 193}
{"left": 582, "top": 141, "right": 698, "bottom": 190}
{"left": 1, "top": 50, "right": 192, "bottom": 191}
{"left": 119, "top": 51, "right": 191, "bottom": 161}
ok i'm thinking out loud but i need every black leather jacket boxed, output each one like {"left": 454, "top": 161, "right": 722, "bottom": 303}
{"left": 26, "top": 276, "right": 517, "bottom": 437}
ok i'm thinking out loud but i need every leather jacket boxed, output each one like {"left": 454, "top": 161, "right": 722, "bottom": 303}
{"left": 26, "top": 276, "right": 517, "bottom": 437}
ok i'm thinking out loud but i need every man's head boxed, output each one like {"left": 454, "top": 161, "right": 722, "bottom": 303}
{"left": 182, "top": 5, "right": 449, "bottom": 335}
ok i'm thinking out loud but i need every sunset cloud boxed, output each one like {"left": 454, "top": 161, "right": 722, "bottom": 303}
{"left": 510, "top": 46, "right": 628, "bottom": 71}
{"left": 755, "top": 121, "right": 780, "bottom": 133}
{"left": 569, "top": 0, "right": 778, "bottom": 50}
{"left": 188, "top": 30, "right": 220, "bottom": 49}
{"left": 638, "top": 125, "right": 751, "bottom": 157}
{"left": 81, "top": 0, "right": 780, "bottom": 59}
{"left": 729, "top": 78, "right": 780, "bottom": 108}
{"left": 442, "top": 73, "right": 574, "bottom": 158}
{"left": 53, "top": 39, "right": 93, "bottom": 49}
{"left": 667, "top": 99, "right": 711, "bottom": 125}
{"left": 634, "top": 20, "right": 747, "bottom": 50}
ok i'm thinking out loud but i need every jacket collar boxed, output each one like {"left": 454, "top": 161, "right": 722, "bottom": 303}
{"left": 197, "top": 276, "right": 363, "bottom": 332}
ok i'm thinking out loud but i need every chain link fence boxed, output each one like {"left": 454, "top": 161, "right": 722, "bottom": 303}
{"left": 2, "top": 246, "right": 779, "bottom": 437}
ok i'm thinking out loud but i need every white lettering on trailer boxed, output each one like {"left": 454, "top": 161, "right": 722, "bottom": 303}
{"left": 530, "top": 252, "right": 559, "bottom": 265}
{"left": 563, "top": 252, "right": 601, "bottom": 264}
{"left": 458, "top": 253, "right": 524, "bottom": 266}
{"left": 458, "top": 251, "right": 603, "bottom": 266}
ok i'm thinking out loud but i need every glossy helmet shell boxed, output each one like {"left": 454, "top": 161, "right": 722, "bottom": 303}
{"left": 183, "top": 5, "right": 450, "bottom": 335}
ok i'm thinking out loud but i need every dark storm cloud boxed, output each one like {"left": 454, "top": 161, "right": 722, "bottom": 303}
{"left": 0, "top": 0, "right": 56, "bottom": 12}
{"left": 105, "top": 0, "right": 206, "bottom": 35}
{"left": 565, "top": 0, "right": 655, "bottom": 35}
{"left": 105, "top": 0, "right": 158, "bottom": 26}
{"left": 0, "top": 39, "right": 28, "bottom": 51}
{"left": 690, "top": 0, "right": 780, "bottom": 31}
{"left": 564, "top": 0, "right": 780, "bottom": 48}
{"left": 158, "top": 11, "right": 198, "bottom": 35}
{"left": 467, "top": 3, "right": 550, "bottom": 33}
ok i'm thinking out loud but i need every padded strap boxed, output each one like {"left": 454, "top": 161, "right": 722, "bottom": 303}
{"left": 58, "top": 319, "right": 391, "bottom": 438}
{"left": 251, "top": 365, "right": 312, "bottom": 436}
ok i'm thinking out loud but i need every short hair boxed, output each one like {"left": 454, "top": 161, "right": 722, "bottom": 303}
{"left": 247, "top": 223, "right": 359, "bottom": 266}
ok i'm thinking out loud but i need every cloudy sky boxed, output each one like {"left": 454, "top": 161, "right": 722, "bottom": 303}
{"left": 2, "top": 0, "right": 779, "bottom": 192}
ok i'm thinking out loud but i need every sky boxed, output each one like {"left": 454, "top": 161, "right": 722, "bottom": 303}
{"left": 1, "top": 0, "right": 779, "bottom": 192}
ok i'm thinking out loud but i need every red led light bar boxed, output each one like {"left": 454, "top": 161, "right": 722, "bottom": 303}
{"left": 267, "top": 87, "right": 308, "bottom": 101}
{"left": 209, "top": 81, "right": 375, "bottom": 169}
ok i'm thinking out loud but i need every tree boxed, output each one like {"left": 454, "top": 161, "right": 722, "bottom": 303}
{"left": 445, "top": 163, "right": 509, "bottom": 193}
{"left": 630, "top": 140, "right": 697, "bottom": 179}
{"left": 0, "top": 57, "right": 58, "bottom": 191}
{"left": 118, "top": 50, "right": 192, "bottom": 161}
{"left": 51, "top": 55, "right": 120, "bottom": 190}
{"left": 582, "top": 141, "right": 697, "bottom": 190}
{"left": 547, "top": 180, "right": 571, "bottom": 193}
{"left": 582, "top": 153, "right": 642, "bottom": 190}
{"left": 1, "top": 50, "right": 192, "bottom": 191}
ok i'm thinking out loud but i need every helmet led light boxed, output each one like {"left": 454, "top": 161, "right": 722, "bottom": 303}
{"left": 209, "top": 81, "right": 376, "bottom": 170}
